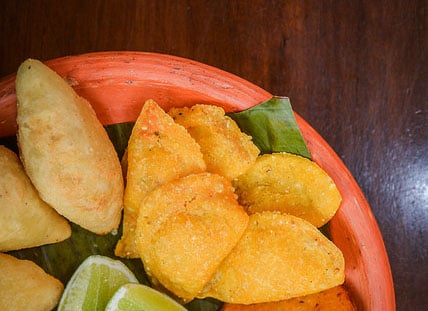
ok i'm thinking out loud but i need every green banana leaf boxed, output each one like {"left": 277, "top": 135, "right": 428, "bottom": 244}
{"left": 227, "top": 96, "right": 311, "bottom": 159}
{"left": 2, "top": 97, "right": 311, "bottom": 311}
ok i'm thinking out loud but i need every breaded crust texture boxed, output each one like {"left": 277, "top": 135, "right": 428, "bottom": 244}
{"left": 234, "top": 153, "right": 342, "bottom": 227}
{"left": 220, "top": 285, "right": 356, "bottom": 311}
{"left": 136, "top": 173, "right": 249, "bottom": 301}
{"left": 115, "top": 100, "right": 206, "bottom": 258}
{"left": 199, "top": 212, "right": 345, "bottom": 304}
{"left": 169, "top": 104, "right": 259, "bottom": 180}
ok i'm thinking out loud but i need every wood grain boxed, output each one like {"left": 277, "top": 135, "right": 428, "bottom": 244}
{"left": 0, "top": 1, "right": 426, "bottom": 309}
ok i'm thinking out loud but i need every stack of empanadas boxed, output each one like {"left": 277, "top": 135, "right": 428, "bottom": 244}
{"left": 0, "top": 58, "right": 346, "bottom": 308}
{"left": 115, "top": 100, "right": 345, "bottom": 304}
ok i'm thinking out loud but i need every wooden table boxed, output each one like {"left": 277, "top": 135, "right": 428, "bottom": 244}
{"left": 1, "top": 1, "right": 426, "bottom": 310}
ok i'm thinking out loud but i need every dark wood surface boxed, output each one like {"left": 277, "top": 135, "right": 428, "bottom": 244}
{"left": 1, "top": 1, "right": 426, "bottom": 310}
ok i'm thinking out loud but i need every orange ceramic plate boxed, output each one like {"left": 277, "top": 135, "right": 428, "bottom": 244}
{"left": 0, "top": 51, "right": 395, "bottom": 310}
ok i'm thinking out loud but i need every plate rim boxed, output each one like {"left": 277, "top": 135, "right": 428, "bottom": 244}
{"left": 0, "top": 51, "right": 395, "bottom": 310}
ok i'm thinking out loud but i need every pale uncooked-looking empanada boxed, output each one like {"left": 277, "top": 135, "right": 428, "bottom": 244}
{"left": 0, "top": 145, "right": 71, "bottom": 252}
{"left": 0, "top": 253, "right": 63, "bottom": 311}
{"left": 15, "top": 59, "right": 123, "bottom": 234}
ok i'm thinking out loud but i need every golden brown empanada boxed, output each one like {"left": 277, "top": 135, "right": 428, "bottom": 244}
{"left": 115, "top": 100, "right": 206, "bottom": 258}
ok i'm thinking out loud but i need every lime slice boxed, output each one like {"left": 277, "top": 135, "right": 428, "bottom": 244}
{"left": 58, "top": 255, "right": 138, "bottom": 311}
{"left": 105, "top": 283, "right": 187, "bottom": 311}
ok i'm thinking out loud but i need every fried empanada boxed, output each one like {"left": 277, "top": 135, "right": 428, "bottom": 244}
{"left": 0, "top": 146, "right": 71, "bottom": 252}
{"left": 199, "top": 212, "right": 345, "bottom": 304}
{"left": 169, "top": 104, "right": 259, "bottom": 180}
{"left": 221, "top": 285, "right": 356, "bottom": 311}
{"left": 115, "top": 100, "right": 206, "bottom": 258}
{"left": 136, "top": 173, "right": 249, "bottom": 301}
{"left": 234, "top": 153, "right": 342, "bottom": 227}
{"left": 0, "top": 253, "right": 63, "bottom": 311}
{"left": 15, "top": 59, "right": 123, "bottom": 234}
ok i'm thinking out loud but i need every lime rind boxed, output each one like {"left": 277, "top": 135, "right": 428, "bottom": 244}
{"left": 58, "top": 255, "right": 138, "bottom": 311}
{"left": 105, "top": 283, "right": 187, "bottom": 311}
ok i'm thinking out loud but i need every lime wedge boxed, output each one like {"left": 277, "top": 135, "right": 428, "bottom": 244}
{"left": 105, "top": 283, "right": 187, "bottom": 311}
{"left": 58, "top": 255, "right": 138, "bottom": 311}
